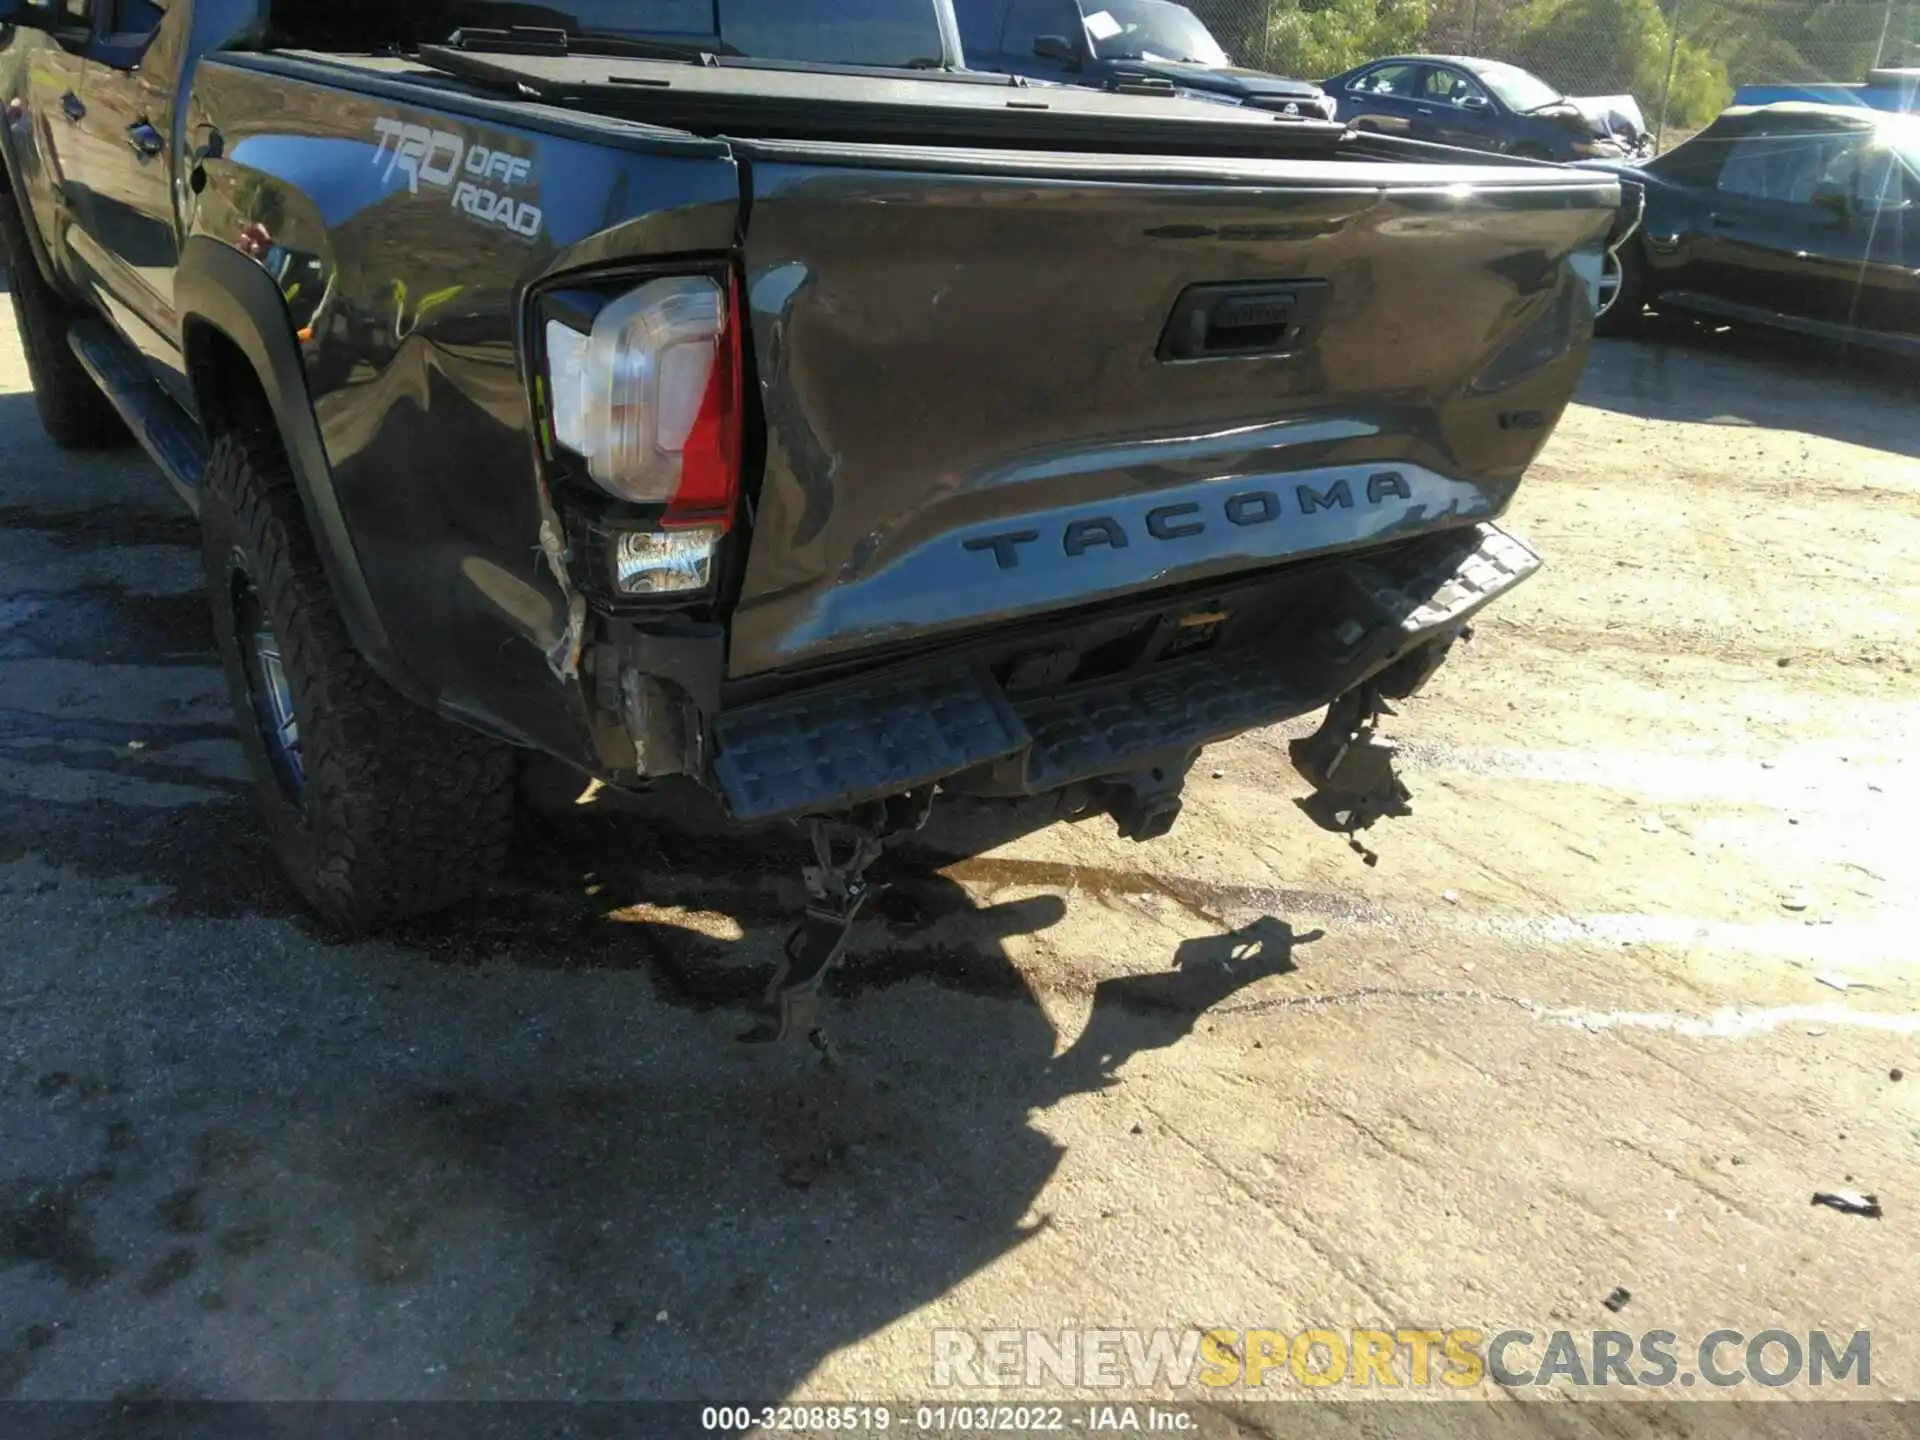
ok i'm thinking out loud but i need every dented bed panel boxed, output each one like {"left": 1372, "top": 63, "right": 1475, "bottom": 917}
{"left": 187, "top": 55, "right": 740, "bottom": 760}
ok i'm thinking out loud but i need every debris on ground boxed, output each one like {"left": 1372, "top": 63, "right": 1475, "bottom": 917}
{"left": 1602, "top": 1286, "right": 1631, "bottom": 1313}
{"left": 1892, "top": 1069, "right": 1905, "bottom": 1082}
{"left": 1443, "top": 890, "right": 1461, "bottom": 904}
{"left": 1640, "top": 814, "right": 1664, "bottom": 833}
{"left": 1781, "top": 891, "right": 1812, "bottom": 912}
{"left": 1815, "top": 972, "right": 1852, "bottom": 992}
{"left": 1812, "top": 1189, "right": 1883, "bottom": 1220}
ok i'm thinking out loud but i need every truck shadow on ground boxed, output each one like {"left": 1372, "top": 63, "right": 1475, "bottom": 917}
{"left": 0, "top": 447, "right": 1326, "bottom": 1399}
{"left": 1581, "top": 320, "right": 1920, "bottom": 458}
{"left": 282, "top": 871, "right": 1321, "bottom": 1401}
{"left": 2, "top": 746, "right": 1326, "bottom": 1402}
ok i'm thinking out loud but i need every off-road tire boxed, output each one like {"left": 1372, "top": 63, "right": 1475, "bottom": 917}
{"left": 0, "top": 186, "right": 128, "bottom": 448}
{"left": 201, "top": 432, "right": 516, "bottom": 932}
{"left": 1593, "top": 237, "right": 1649, "bottom": 338}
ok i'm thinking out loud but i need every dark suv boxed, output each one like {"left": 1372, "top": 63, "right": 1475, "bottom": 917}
{"left": 955, "top": 0, "right": 1334, "bottom": 117}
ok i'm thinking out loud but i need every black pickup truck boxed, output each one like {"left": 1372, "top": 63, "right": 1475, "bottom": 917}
{"left": 1, "top": 0, "right": 1618, "bottom": 1032}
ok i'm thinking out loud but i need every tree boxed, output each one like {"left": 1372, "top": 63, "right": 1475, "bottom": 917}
{"left": 1498, "top": 0, "right": 1732, "bottom": 126}
{"left": 1690, "top": 0, "right": 1903, "bottom": 86}
{"left": 1191, "top": 0, "right": 1430, "bottom": 77}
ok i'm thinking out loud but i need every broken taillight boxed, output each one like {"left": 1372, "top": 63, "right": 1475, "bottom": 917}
{"left": 544, "top": 271, "right": 743, "bottom": 533}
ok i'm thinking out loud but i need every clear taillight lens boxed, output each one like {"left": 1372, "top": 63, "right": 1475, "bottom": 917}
{"left": 612, "top": 528, "right": 720, "bottom": 595}
{"left": 544, "top": 274, "right": 740, "bottom": 525}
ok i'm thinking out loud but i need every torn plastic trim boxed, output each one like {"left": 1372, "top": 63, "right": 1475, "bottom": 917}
{"left": 538, "top": 516, "right": 587, "bottom": 680}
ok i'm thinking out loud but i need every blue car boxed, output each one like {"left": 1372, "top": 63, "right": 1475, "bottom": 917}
{"left": 1324, "top": 54, "right": 1646, "bottom": 162}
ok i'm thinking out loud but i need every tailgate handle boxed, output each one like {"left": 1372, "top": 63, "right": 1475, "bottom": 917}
{"left": 1159, "top": 281, "right": 1329, "bottom": 361}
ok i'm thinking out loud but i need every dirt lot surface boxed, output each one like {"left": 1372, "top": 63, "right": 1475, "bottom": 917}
{"left": 2, "top": 280, "right": 1916, "bottom": 1432}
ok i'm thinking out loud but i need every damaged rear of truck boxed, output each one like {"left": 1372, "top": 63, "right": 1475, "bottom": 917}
{"left": 0, "top": 0, "right": 1619, "bottom": 1038}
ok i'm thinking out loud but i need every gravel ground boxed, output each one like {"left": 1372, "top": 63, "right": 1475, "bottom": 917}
{"left": 1, "top": 283, "right": 1916, "bottom": 1432}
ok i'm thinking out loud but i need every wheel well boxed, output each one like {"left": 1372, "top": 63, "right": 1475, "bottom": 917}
{"left": 184, "top": 320, "right": 284, "bottom": 463}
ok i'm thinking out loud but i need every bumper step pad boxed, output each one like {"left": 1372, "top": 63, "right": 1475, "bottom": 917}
{"left": 712, "top": 524, "right": 1537, "bottom": 821}
{"left": 714, "top": 664, "right": 1027, "bottom": 822}
{"left": 1018, "top": 654, "right": 1309, "bottom": 792}
{"left": 1347, "top": 522, "right": 1540, "bottom": 637}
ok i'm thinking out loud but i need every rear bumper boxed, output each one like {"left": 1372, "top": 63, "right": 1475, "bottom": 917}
{"left": 709, "top": 523, "right": 1538, "bottom": 822}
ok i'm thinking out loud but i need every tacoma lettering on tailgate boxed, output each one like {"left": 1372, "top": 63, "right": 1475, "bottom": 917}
{"left": 963, "top": 471, "right": 1415, "bottom": 570}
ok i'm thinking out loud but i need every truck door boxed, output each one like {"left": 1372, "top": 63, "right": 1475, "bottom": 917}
{"left": 1697, "top": 128, "right": 1858, "bottom": 324}
{"left": 1838, "top": 142, "right": 1920, "bottom": 340}
{"left": 1413, "top": 63, "right": 1495, "bottom": 151}
{"left": 63, "top": 0, "right": 186, "bottom": 398}
{"left": 20, "top": 0, "right": 97, "bottom": 273}
{"left": 1339, "top": 61, "right": 1430, "bottom": 140}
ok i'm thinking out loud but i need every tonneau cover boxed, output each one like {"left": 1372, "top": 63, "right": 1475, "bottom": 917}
{"left": 410, "top": 46, "right": 1350, "bottom": 155}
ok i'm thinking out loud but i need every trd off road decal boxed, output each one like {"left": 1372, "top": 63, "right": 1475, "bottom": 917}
{"left": 371, "top": 118, "right": 544, "bottom": 240}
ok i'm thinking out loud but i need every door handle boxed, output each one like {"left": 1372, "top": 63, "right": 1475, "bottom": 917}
{"left": 126, "top": 121, "right": 164, "bottom": 158}
{"left": 59, "top": 91, "right": 84, "bottom": 123}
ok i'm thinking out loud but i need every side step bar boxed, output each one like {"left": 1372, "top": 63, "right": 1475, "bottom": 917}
{"left": 67, "top": 319, "right": 208, "bottom": 512}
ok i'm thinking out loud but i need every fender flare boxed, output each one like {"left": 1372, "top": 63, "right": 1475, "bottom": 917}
{"left": 0, "top": 108, "right": 76, "bottom": 299}
{"left": 175, "top": 234, "right": 425, "bottom": 706}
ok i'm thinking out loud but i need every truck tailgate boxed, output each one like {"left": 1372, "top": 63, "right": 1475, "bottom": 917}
{"left": 729, "top": 141, "right": 1616, "bottom": 679}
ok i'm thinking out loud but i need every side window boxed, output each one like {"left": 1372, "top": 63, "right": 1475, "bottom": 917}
{"left": 954, "top": 0, "right": 1008, "bottom": 62}
{"left": 1721, "top": 132, "right": 1867, "bottom": 204}
{"left": 1719, "top": 135, "right": 1813, "bottom": 202}
{"left": 1423, "top": 67, "right": 1487, "bottom": 106}
{"left": 1356, "top": 63, "right": 1423, "bottom": 98}
{"left": 1001, "top": 0, "right": 1080, "bottom": 58}
{"left": 90, "top": 0, "right": 168, "bottom": 67}
{"left": 107, "top": 0, "right": 165, "bottom": 39}
{"left": 1851, "top": 145, "right": 1913, "bottom": 212}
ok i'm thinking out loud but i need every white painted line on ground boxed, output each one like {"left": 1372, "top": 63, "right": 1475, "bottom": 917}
{"left": 1222, "top": 986, "right": 1920, "bottom": 1037}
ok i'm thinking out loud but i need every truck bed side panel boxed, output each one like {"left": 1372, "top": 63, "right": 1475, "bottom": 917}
{"left": 731, "top": 148, "right": 1614, "bottom": 678}
{"left": 186, "top": 59, "right": 740, "bottom": 758}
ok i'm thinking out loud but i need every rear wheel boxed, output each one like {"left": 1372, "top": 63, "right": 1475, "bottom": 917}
{"left": 0, "top": 187, "right": 127, "bottom": 448}
{"left": 201, "top": 430, "right": 516, "bottom": 931}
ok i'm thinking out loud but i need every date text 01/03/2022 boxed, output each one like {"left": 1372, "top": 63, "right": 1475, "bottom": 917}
{"left": 700, "top": 1404, "right": 1197, "bottom": 1432}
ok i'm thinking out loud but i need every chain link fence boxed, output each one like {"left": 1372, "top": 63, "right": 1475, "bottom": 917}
{"left": 1187, "top": 0, "right": 1918, "bottom": 143}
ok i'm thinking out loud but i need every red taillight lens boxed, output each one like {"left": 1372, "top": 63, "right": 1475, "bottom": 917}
{"left": 664, "top": 269, "right": 743, "bottom": 532}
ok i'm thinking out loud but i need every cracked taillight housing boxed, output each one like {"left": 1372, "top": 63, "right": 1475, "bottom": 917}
{"left": 544, "top": 272, "right": 742, "bottom": 532}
